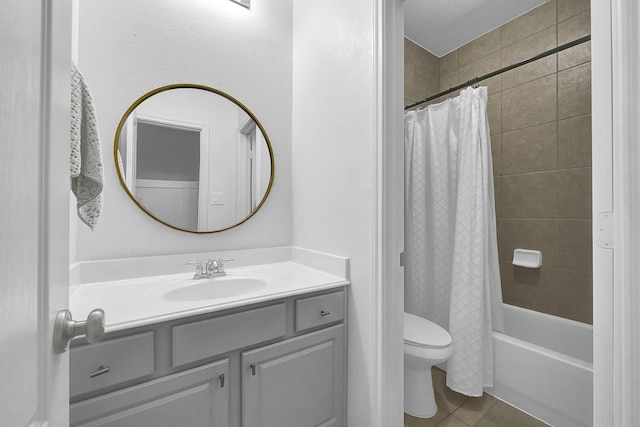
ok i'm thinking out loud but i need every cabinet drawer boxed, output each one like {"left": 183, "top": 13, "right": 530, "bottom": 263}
{"left": 172, "top": 303, "right": 286, "bottom": 367}
{"left": 70, "top": 331, "right": 154, "bottom": 398}
{"left": 295, "top": 290, "right": 345, "bottom": 332}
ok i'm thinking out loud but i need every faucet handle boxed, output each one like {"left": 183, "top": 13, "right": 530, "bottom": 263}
{"left": 186, "top": 260, "right": 203, "bottom": 269}
{"left": 217, "top": 258, "right": 234, "bottom": 268}
{"left": 186, "top": 260, "right": 204, "bottom": 278}
{"left": 212, "top": 258, "right": 233, "bottom": 275}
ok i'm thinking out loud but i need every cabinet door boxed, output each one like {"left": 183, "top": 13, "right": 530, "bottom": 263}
{"left": 242, "top": 325, "right": 345, "bottom": 427}
{"left": 70, "top": 359, "right": 229, "bottom": 427}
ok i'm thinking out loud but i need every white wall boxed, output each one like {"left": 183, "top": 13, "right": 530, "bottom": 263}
{"left": 75, "top": 0, "right": 292, "bottom": 260}
{"left": 291, "top": 1, "right": 377, "bottom": 426}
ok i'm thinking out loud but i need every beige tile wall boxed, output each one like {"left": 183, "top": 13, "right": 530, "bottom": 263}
{"left": 404, "top": 0, "right": 592, "bottom": 324}
{"left": 404, "top": 38, "right": 439, "bottom": 107}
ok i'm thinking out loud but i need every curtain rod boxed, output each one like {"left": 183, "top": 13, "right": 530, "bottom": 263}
{"left": 404, "top": 35, "right": 591, "bottom": 110}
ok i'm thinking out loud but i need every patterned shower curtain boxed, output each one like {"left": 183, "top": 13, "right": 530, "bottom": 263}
{"left": 404, "top": 86, "right": 504, "bottom": 397}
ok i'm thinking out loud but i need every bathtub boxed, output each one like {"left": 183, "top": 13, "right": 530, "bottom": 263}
{"left": 485, "top": 304, "right": 593, "bottom": 427}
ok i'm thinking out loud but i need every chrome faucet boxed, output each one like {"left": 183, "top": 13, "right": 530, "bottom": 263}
{"left": 186, "top": 258, "right": 233, "bottom": 279}
{"left": 206, "top": 258, "right": 233, "bottom": 276}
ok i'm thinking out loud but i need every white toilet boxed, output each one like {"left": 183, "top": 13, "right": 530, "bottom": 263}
{"left": 404, "top": 312, "right": 453, "bottom": 418}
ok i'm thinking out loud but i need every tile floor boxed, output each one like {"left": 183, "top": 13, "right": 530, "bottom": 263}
{"left": 404, "top": 368, "right": 550, "bottom": 427}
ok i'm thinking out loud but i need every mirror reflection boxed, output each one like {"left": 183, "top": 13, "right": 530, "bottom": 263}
{"left": 115, "top": 85, "right": 273, "bottom": 233}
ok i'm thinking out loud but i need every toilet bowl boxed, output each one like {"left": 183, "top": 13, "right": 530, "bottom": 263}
{"left": 404, "top": 312, "right": 453, "bottom": 418}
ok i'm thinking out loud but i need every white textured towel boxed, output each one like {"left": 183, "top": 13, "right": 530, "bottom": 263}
{"left": 70, "top": 64, "right": 103, "bottom": 230}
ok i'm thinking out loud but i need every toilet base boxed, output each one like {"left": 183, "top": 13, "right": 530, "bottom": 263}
{"left": 404, "top": 363, "right": 437, "bottom": 418}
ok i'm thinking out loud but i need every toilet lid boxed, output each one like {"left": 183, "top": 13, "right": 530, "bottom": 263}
{"left": 404, "top": 312, "right": 452, "bottom": 349}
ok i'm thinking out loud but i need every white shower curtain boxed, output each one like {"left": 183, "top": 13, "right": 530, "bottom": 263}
{"left": 404, "top": 86, "right": 504, "bottom": 397}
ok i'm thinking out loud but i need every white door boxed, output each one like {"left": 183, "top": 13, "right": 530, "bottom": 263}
{"left": 0, "top": 0, "right": 72, "bottom": 425}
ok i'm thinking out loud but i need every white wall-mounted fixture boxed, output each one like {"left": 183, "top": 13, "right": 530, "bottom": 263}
{"left": 230, "top": 0, "right": 250, "bottom": 9}
{"left": 512, "top": 249, "right": 542, "bottom": 268}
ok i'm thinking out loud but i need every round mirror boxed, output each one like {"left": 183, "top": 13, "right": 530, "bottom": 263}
{"left": 114, "top": 84, "right": 274, "bottom": 233}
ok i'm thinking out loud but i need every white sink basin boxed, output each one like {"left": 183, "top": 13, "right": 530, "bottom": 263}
{"left": 162, "top": 276, "right": 267, "bottom": 301}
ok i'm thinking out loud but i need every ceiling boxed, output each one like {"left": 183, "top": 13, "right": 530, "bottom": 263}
{"left": 405, "top": 0, "right": 548, "bottom": 57}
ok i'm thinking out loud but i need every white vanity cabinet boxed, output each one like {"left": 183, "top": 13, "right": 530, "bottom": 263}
{"left": 69, "top": 288, "right": 347, "bottom": 427}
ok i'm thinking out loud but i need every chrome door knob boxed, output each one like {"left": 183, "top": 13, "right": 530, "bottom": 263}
{"left": 53, "top": 308, "right": 105, "bottom": 354}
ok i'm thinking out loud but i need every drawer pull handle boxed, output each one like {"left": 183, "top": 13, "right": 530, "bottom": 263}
{"left": 250, "top": 363, "right": 256, "bottom": 376}
{"left": 320, "top": 310, "right": 331, "bottom": 317}
{"left": 89, "top": 365, "right": 110, "bottom": 378}
{"left": 219, "top": 373, "right": 225, "bottom": 388}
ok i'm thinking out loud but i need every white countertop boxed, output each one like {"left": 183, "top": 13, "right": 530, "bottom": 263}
{"left": 70, "top": 261, "right": 349, "bottom": 333}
